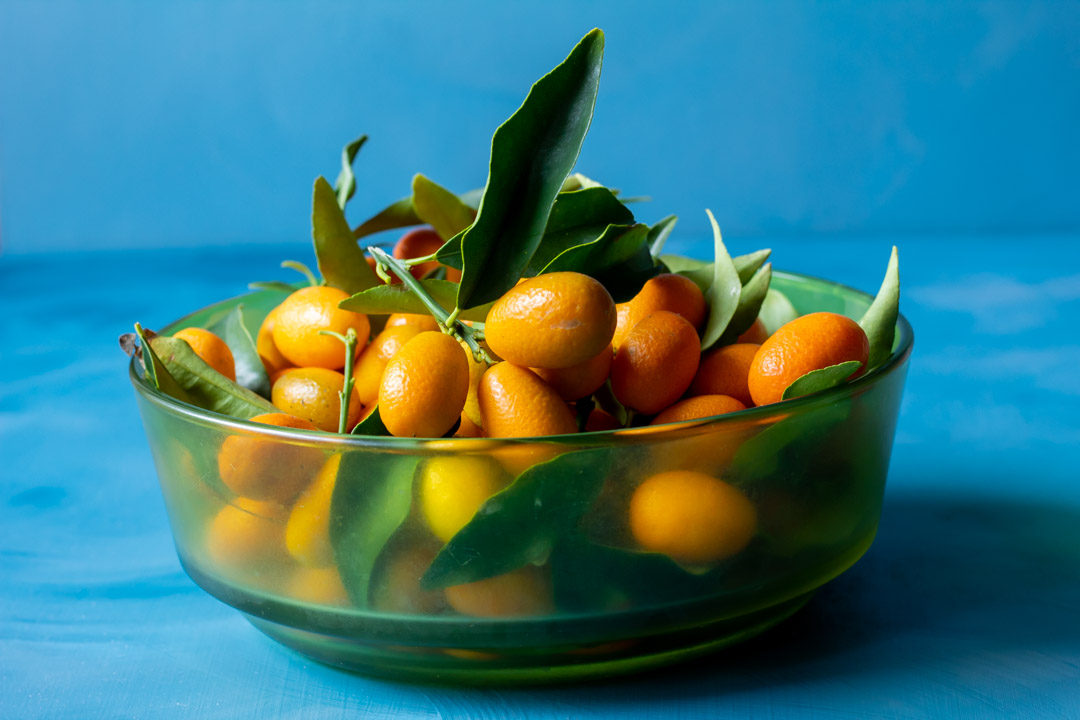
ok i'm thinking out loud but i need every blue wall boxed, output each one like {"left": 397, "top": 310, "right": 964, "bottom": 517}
{"left": 1, "top": 1, "right": 1077, "bottom": 255}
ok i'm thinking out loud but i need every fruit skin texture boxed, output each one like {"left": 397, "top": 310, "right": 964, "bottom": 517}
{"left": 256, "top": 303, "right": 293, "bottom": 377}
{"left": 173, "top": 327, "right": 236, "bottom": 381}
{"left": 610, "top": 311, "right": 701, "bottom": 414}
{"left": 484, "top": 272, "right": 616, "bottom": 370}
{"left": 353, "top": 324, "right": 424, "bottom": 408}
{"left": 420, "top": 455, "right": 510, "bottom": 543}
{"left": 272, "top": 367, "right": 363, "bottom": 433}
{"left": 271, "top": 286, "right": 370, "bottom": 370}
{"left": 690, "top": 343, "right": 760, "bottom": 407}
{"left": 217, "top": 413, "right": 322, "bottom": 503}
{"left": 651, "top": 394, "right": 746, "bottom": 426}
{"left": 531, "top": 344, "right": 613, "bottom": 401}
{"left": 612, "top": 302, "right": 633, "bottom": 351}
{"left": 385, "top": 313, "right": 440, "bottom": 333}
{"left": 477, "top": 362, "right": 577, "bottom": 438}
{"left": 748, "top": 312, "right": 870, "bottom": 406}
{"left": 444, "top": 565, "right": 554, "bottom": 618}
{"left": 629, "top": 470, "right": 757, "bottom": 565}
{"left": 378, "top": 332, "right": 469, "bottom": 438}
{"left": 625, "top": 273, "right": 707, "bottom": 333}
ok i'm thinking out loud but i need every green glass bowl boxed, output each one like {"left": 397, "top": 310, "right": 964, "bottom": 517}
{"left": 130, "top": 270, "right": 912, "bottom": 684}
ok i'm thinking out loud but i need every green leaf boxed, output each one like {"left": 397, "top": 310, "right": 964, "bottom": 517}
{"left": 208, "top": 305, "right": 271, "bottom": 398}
{"left": 247, "top": 280, "right": 298, "bottom": 293}
{"left": 330, "top": 453, "right": 417, "bottom": 606}
{"left": 339, "top": 279, "right": 491, "bottom": 322}
{"left": 758, "top": 287, "right": 798, "bottom": 333}
{"left": 411, "top": 174, "right": 476, "bottom": 241}
{"left": 334, "top": 135, "right": 368, "bottom": 210}
{"left": 350, "top": 406, "right": 390, "bottom": 436}
{"left": 312, "top": 177, "right": 380, "bottom": 294}
{"left": 860, "top": 245, "right": 900, "bottom": 371}
{"left": 148, "top": 334, "right": 278, "bottom": 419}
{"left": 782, "top": 360, "right": 863, "bottom": 401}
{"left": 647, "top": 215, "right": 678, "bottom": 259}
{"left": 526, "top": 187, "right": 635, "bottom": 273}
{"left": 353, "top": 196, "right": 420, "bottom": 240}
{"left": 728, "top": 399, "right": 851, "bottom": 483}
{"left": 700, "top": 210, "right": 742, "bottom": 350}
{"left": 421, "top": 447, "right": 611, "bottom": 588}
{"left": 733, "top": 249, "right": 771, "bottom": 285}
{"left": 566, "top": 224, "right": 659, "bottom": 302}
{"left": 132, "top": 324, "right": 199, "bottom": 405}
{"left": 454, "top": 29, "right": 605, "bottom": 310}
{"left": 660, "top": 253, "right": 712, "bottom": 290}
{"left": 560, "top": 172, "right": 605, "bottom": 191}
{"left": 718, "top": 262, "right": 772, "bottom": 345}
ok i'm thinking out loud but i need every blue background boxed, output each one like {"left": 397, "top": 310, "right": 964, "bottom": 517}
{"left": 2, "top": 2, "right": 1079, "bottom": 718}
{"left": 1, "top": 1, "right": 1078, "bottom": 255}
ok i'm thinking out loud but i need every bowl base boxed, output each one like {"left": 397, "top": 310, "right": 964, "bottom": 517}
{"left": 246, "top": 592, "right": 813, "bottom": 685}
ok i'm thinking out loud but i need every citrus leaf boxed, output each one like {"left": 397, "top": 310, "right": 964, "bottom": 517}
{"left": 733, "top": 249, "right": 772, "bottom": 285}
{"left": 339, "top": 279, "right": 491, "bottom": 322}
{"left": 208, "top": 305, "right": 271, "bottom": 398}
{"left": 560, "top": 172, "right": 606, "bottom": 191}
{"left": 334, "top": 135, "right": 367, "bottom": 210}
{"left": 454, "top": 29, "right": 605, "bottom": 310}
{"left": 313, "top": 177, "right": 380, "bottom": 294}
{"left": 700, "top": 210, "right": 742, "bottom": 350}
{"left": 782, "top": 360, "right": 863, "bottom": 401}
{"left": 132, "top": 324, "right": 199, "bottom": 405}
{"left": 350, "top": 406, "right": 390, "bottom": 436}
{"left": 353, "top": 196, "right": 420, "bottom": 240}
{"left": 247, "top": 280, "right": 298, "bottom": 293}
{"left": 411, "top": 173, "right": 476, "bottom": 241}
{"left": 330, "top": 453, "right": 417, "bottom": 606}
{"left": 729, "top": 399, "right": 852, "bottom": 483}
{"left": 758, "top": 287, "right": 798, "bottom": 333}
{"left": 148, "top": 334, "right": 277, "bottom": 419}
{"left": 421, "top": 447, "right": 611, "bottom": 589}
{"left": 860, "top": 245, "right": 900, "bottom": 371}
{"left": 527, "top": 187, "right": 634, "bottom": 273}
{"left": 647, "top": 215, "right": 678, "bottom": 258}
{"left": 718, "top": 262, "right": 772, "bottom": 345}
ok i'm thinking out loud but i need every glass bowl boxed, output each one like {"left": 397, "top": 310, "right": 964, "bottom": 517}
{"left": 130, "top": 270, "right": 912, "bottom": 684}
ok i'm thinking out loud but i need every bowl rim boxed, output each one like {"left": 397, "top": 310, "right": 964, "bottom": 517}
{"left": 128, "top": 268, "right": 914, "bottom": 447}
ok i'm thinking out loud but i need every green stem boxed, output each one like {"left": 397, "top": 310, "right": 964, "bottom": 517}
{"left": 320, "top": 328, "right": 359, "bottom": 434}
{"left": 402, "top": 251, "right": 438, "bottom": 267}
{"left": 369, "top": 247, "right": 493, "bottom": 364}
{"left": 281, "top": 260, "right": 320, "bottom": 286}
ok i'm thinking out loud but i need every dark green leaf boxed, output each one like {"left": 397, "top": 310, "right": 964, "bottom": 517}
{"left": 422, "top": 447, "right": 611, "bottom": 588}
{"left": 208, "top": 305, "right": 271, "bottom": 398}
{"left": 313, "top": 177, "right": 380, "bottom": 294}
{"left": 334, "top": 135, "right": 368, "bottom": 210}
{"left": 717, "top": 262, "right": 772, "bottom": 345}
{"left": 411, "top": 174, "right": 475, "bottom": 241}
{"left": 339, "top": 279, "right": 491, "bottom": 322}
{"left": 729, "top": 399, "right": 851, "bottom": 483}
{"left": 454, "top": 29, "right": 605, "bottom": 309}
{"left": 860, "top": 245, "right": 900, "bottom": 370}
{"left": 353, "top": 196, "right": 420, "bottom": 240}
{"left": 583, "top": 226, "right": 661, "bottom": 302}
{"left": 782, "top": 360, "right": 863, "bottom": 401}
{"left": 351, "top": 406, "right": 391, "bottom": 436}
{"left": 733, "top": 249, "right": 771, "bottom": 285}
{"left": 148, "top": 334, "right": 277, "bottom": 419}
{"left": 700, "top": 210, "right": 742, "bottom": 350}
{"left": 647, "top": 215, "right": 678, "bottom": 259}
{"left": 330, "top": 453, "right": 417, "bottom": 606}
{"left": 527, "top": 187, "right": 634, "bottom": 273}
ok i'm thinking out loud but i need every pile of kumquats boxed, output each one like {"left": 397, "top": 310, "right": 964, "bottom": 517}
{"left": 124, "top": 29, "right": 900, "bottom": 616}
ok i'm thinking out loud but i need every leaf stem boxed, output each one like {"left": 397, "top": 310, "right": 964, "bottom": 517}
{"left": 369, "top": 247, "right": 493, "bottom": 364}
{"left": 402, "top": 252, "right": 438, "bottom": 267}
{"left": 281, "top": 260, "right": 320, "bottom": 287}
{"left": 320, "top": 328, "right": 359, "bottom": 433}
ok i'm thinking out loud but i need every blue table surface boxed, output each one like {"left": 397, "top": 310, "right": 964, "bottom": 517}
{"left": 2, "top": 235, "right": 1078, "bottom": 719}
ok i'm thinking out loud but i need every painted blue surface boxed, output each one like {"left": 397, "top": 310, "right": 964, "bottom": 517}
{"left": 1, "top": 236, "right": 1078, "bottom": 718}
{"left": 2, "top": 2, "right": 1079, "bottom": 256}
